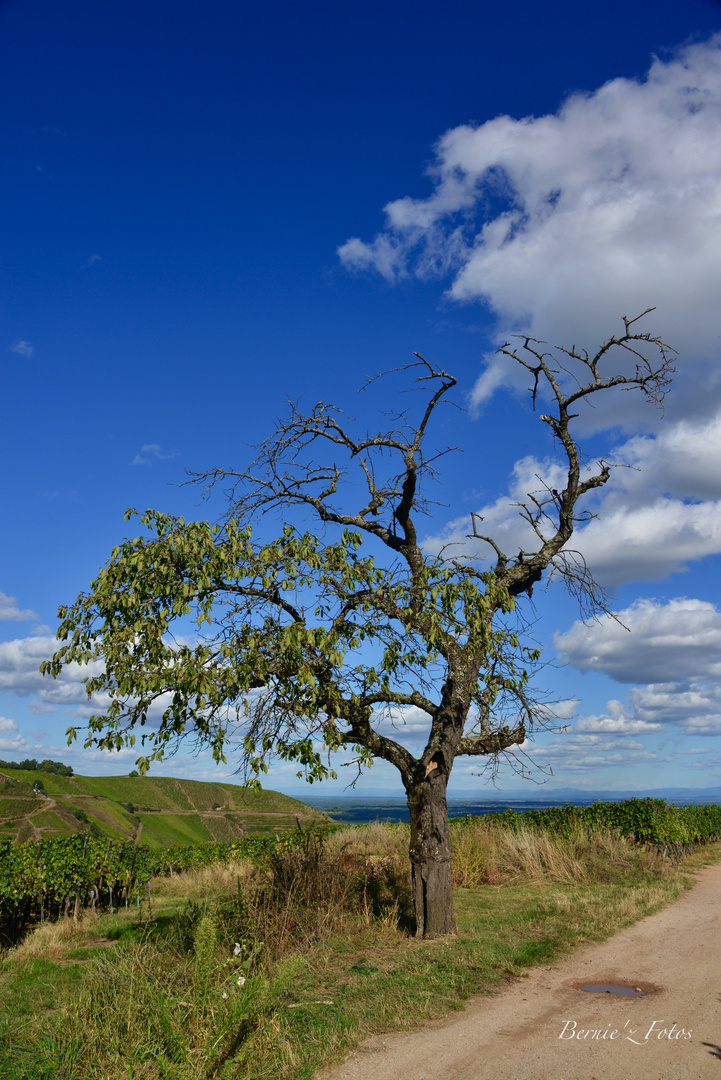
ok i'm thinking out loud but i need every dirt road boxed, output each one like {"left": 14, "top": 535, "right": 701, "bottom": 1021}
{"left": 317, "top": 860, "right": 721, "bottom": 1080}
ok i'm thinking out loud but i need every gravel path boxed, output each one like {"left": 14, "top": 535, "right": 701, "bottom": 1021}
{"left": 317, "top": 859, "right": 721, "bottom": 1080}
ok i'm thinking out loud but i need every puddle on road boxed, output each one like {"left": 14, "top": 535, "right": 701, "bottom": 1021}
{"left": 581, "top": 984, "right": 645, "bottom": 997}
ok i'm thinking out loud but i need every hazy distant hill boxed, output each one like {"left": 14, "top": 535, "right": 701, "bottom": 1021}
{"left": 0, "top": 768, "right": 323, "bottom": 846}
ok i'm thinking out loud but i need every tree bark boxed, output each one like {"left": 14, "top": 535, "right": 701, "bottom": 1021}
{"left": 406, "top": 767, "right": 457, "bottom": 937}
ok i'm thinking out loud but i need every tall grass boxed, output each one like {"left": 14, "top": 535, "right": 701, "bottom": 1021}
{"left": 42, "top": 931, "right": 304, "bottom": 1080}
{"left": 322, "top": 816, "right": 662, "bottom": 889}
{"left": 0, "top": 817, "right": 706, "bottom": 1080}
{"left": 448, "top": 817, "right": 663, "bottom": 886}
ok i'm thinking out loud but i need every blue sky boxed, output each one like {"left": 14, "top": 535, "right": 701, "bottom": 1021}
{"left": 3, "top": 0, "right": 721, "bottom": 797}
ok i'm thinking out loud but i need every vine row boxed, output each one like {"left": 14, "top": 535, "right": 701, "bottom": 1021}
{"left": 453, "top": 797, "right": 721, "bottom": 851}
{"left": 2, "top": 801, "right": 719, "bottom": 944}
{"left": 0, "top": 825, "right": 333, "bottom": 945}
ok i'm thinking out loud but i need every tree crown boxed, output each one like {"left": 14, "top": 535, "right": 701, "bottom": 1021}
{"left": 42, "top": 316, "right": 675, "bottom": 785}
{"left": 45, "top": 508, "right": 535, "bottom": 782}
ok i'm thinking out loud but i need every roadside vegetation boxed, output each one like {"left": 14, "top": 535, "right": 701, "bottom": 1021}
{"left": 1, "top": 817, "right": 720, "bottom": 1080}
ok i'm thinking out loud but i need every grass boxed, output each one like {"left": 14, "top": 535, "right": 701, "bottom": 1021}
{"left": 1, "top": 820, "right": 719, "bottom": 1080}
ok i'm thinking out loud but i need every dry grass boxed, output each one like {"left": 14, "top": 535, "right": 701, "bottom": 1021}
{"left": 450, "top": 817, "right": 664, "bottom": 886}
{"left": 543, "top": 878, "right": 679, "bottom": 926}
{"left": 327, "top": 822, "right": 409, "bottom": 862}
{"left": 488, "top": 823, "right": 588, "bottom": 884}
{"left": 6, "top": 909, "right": 103, "bottom": 963}
{"left": 150, "top": 859, "right": 257, "bottom": 899}
{"left": 322, "top": 817, "right": 664, "bottom": 890}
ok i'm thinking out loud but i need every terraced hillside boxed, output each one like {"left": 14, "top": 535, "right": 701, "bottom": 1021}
{"left": 0, "top": 768, "right": 324, "bottom": 846}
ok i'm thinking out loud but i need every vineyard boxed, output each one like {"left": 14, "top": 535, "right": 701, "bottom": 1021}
{"left": 0, "top": 828, "right": 318, "bottom": 945}
{"left": 1, "top": 798, "right": 720, "bottom": 946}
{"left": 464, "top": 796, "right": 721, "bottom": 851}
{"left": 0, "top": 767, "right": 322, "bottom": 845}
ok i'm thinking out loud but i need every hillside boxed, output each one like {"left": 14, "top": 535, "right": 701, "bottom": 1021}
{"left": 0, "top": 768, "right": 324, "bottom": 847}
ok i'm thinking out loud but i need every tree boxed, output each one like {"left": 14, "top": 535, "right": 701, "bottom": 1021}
{"left": 42, "top": 313, "right": 674, "bottom": 937}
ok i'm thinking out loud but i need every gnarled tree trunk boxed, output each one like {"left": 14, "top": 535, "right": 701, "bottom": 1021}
{"left": 406, "top": 765, "right": 456, "bottom": 937}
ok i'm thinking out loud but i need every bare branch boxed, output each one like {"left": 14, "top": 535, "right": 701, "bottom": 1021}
{"left": 487, "top": 312, "right": 676, "bottom": 609}
{"left": 457, "top": 724, "right": 525, "bottom": 756}
{"left": 186, "top": 359, "right": 462, "bottom": 590}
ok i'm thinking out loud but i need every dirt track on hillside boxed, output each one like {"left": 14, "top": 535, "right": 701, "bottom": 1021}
{"left": 317, "top": 860, "right": 721, "bottom": 1080}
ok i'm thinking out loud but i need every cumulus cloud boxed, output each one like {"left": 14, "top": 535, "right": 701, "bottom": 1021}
{"left": 340, "top": 35, "right": 721, "bottom": 406}
{"left": 556, "top": 598, "right": 721, "bottom": 737}
{"left": 0, "top": 715, "right": 50, "bottom": 756}
{"left": 0, "top": 592, "right": 39, "bottom": 622}
{"left": 0, "top": 632, "right": 243, "bottom": 735}
{"left": 374, "top": 704, "right": 433, "bottom": 738}
{"left": 0, "top": 736, "right": 29, "bottom": 755}
{"left": 574, "top": 699, "right": 664, "bottom": 735}
{"left": 615, "top": 413, "right": 721, "bottom": 502}
{"left": 568, "top": 413, "right": 721, "bottom": 585}
{"left": 556, "top": 598, "right": 721, "bottom": 683}
{"left": 536, "top": 733, "right": 664, "bottom": 772}
{"left": 131, "top": 443, "right": 179, "bottom": 466}
{"left": 369, "top": 695, "right": 579, "bottom": 757}
{"left": 424, "top": 406, "right": 721, "bottom": 588}
{"left": 574, "top": 496, "right": 721, "bottom": 588}
{"left": 0, "top": 716, "right": 114, "bottom": 763}
{"left": 424, "top": 452, "right": 593, "bottom": 566}
{"left": 628, "top": 683, "right": 721, "bottom": 737}
{"left": 451, "top": 730, "right": 665, "bottom": 781}
{"left": 0, "top": 634, "right": 105, "bottom": 714}
{"left": 10, "top": 340, "right": 34, "bottom": 359}
{"left": 343, "top": 37, "right": 721, "bottom": 590}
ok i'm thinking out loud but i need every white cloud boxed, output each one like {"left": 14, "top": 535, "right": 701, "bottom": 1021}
{"left": 72, "top": 746, "right": 139, "bottom": 763}
{"left": 340, "top": 35, "right": 721, "bottom": 415}
{"left": 424, "top": 452, "right": 576, "bottom": 562}
{"left": 0, "top": 632, "right": 243, "bottom": 735}
{"left": 574, "top": 699, "right": 664, "bottom": 735}
{"left": 0, "top": 737, "right": 30, "bottom": 754}
{"left": 555, "top": 598, "right": 721, "bottom": 684}
{"left": 10, "top": 340, "right": 34, "bottom": 359}
{"left": 131, "top": 443, "right": 179, "bottom": 466}
{"left": 0, "top": 717, "right": 55, "bottom": 757}
{"left": 577, "top": 497, "right": 721, "bottom": 587}
{"left": 27, "top": 699, "right": 59, "bottom": 715}
{"left": 556, "top": 598, "right": 721, "bottom": 738}
{"left": 618, "top": 413, "right": 721, "bottom": 502}
{"left": 467, "top": 731, "right": 665, "bottom": 776}
{"left": 342, "top": 36, "right": 721, "bottom": 594}
{"left": 0, "top": 591, "right": 39, "bottom": 622}
{"left": 546, "top": 698, "right": 579, "bottom": 721}
{"left": 374, "top": 704, "right": 432, "bottom": 738}
{"left": 628, "top": 683, "right": 721, "bottom": 737}
{"left": 567, "top": 412, "right": 721, "bottom": 584}
{"left": 0, "top": 634, "right": 104, "bottom": 713}
{"left": 0, "top": 720, "right": 118, "bottom": 764}
{"left": 424, "top": 408, "right": 721, "bottom": 588}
